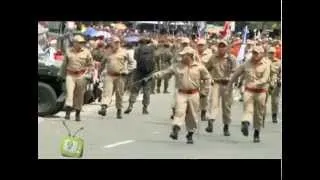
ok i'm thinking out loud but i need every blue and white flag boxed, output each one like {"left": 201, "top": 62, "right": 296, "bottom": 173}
{"left": 236, "top": 26, "right": 249, "bottom": 64}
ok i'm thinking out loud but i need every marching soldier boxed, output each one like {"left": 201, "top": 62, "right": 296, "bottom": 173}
{"left": 152, "top": 46, "right": 211, "bottom": 144}
{"left": 124, "top": 37, "right": 155, "bottom": 114}
{"left": 266, "top": 47, "right": 281, "bottom": 123}
{"left": 98, "top": 36, "right": 131, "bottom": 119}
{"left": 227, "top": 46, "right": 271, "bottom": 143}
{"left": 154, "top": 39, "right": 173, "bottom": 93}
{"left": 196, "top": 39, "right": 213, "bottom": 121}
{"left": 205, "top": 40, "right": 237, "bottom": 136}
{"left": 169, "top": 37, "right": 192, "bottom": 119}
{"left": 59, "top": 35, "right": 94, "bottom": 121}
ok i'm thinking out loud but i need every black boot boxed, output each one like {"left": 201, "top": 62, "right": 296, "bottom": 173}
{"left": 117, "top": 109, "right": 122, "bottom": 119}
{"left": 201, "top": 110, "right": 207, "bottom": 121}
{"left": 65, "top": 106, "right": 72, "bottom": 120}
{"left": 186, "top": 132, "right": 194, "bottom": 144}
{"left": 170, "top": 108, "right": 175, "bottom": 120}
{"left": 272, "top": 113, "right": 278, "bottom": 123}
{"left": 170, "top": 125, "right": 180, "bottom": 140}
{"left": 124, "top": 103, "right": 133, "bottom": 114}
{"left": 164, "top": 80, "right": 170, "bottom": 93}
{"left": 142, "top": 105, "right": 149, "bottom": 114}
{"left": 241, "top": 121, "right": 250, "bottom": 137}
{"left": 223, "top": 124, "right": 230, "bottom": 136}
{"left": 98, "top": 105, "right": 107, "bottom": 116}
{"left": 253, "top": 129, "right": 260, "bottom": 143}
{"left": 75, "top": 110, "right": 81, "bottom": 121}
{"left": 205, "top": 119, "right": 214, "bottom": 133}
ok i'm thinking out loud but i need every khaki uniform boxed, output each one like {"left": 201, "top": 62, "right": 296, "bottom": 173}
{"left": 206, "top": 54, "right": 237, "bottom": 124}
{"left": 229, "top": 58, "right": 271, "bottom": 130}
{"left": 269, "top": 59, "right": 281, "bottom": 115}
{"left": 61, "top": 47, "right": 93, "bottom": 110}
{"left": 170, "top": 45, "right": 191, "bottom": 108}
{"left": 154, "top": 46, "right": 173, "bottom": 92}
{"left": 197, "top": 48, "right": 213, "bottom": 111}
{"left": 100, "top": 48, "right": 129, "bottom": 109}
{"left": 154, "top": 61, "right": 211, "bottom": 131}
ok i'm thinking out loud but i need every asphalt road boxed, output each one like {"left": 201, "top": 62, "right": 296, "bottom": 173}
{"left": 38, "top": 79, "right": 282, "bottom": 159}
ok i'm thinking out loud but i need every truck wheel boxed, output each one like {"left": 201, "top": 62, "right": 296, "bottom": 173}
{"left": 51, "top": 101, "right": 65, "bottom": 115}
{"left": 38, "top": 82, "right": 57, "bottom": 116}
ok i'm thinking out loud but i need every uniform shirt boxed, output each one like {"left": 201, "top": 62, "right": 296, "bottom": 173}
{"left": 230, "top": 57, "right": 271, "bottom": 89}
{"left": 269, "top": 58, "right": 281, "bottom": 87}
{"left": 102, "top": 48, "right": 129, "bottom": 74}
{"left": 64, "top": 47, "right": 93, "bottom": 72}
{"left": 206, "top": 54, "right": 237, "bottom": 81}
{"left": 197, "top": 48, "right": 213, "bottom": 64}
{"left": 154, "top": 61, "right": 211, "bottom": 93}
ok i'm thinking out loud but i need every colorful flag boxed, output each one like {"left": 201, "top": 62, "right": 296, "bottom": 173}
{"left": 236, "top": 25, "right": 249, "bottom": 64}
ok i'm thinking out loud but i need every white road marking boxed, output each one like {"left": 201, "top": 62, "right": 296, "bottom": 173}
{"left": 152, "top": 131, "right": 160, "bottom": 134}
{"left": 104, "top": 140, "right": 135, "bottom": 149}
{"left": 38, "top": 117, "right": 44, "bottom": 124}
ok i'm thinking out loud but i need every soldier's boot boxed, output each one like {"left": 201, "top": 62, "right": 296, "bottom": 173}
{"left": 124, "top": 103, "right": 134, "bottom": 114}
{"left": 163, "top": 89, "right": 170, "bottom": 94}
{"left": 201, "top": 110, "right": 207, "bottom": 121}
{"left": 272, "top": 113, "right": 278, "bottom": 123}
{"left": 241, "top": 121, "right": 250, "bottom": 137}
{"left": 205, "top": 119, "right": 214, "bottom": 133}
{"left": 64, "top": 106, "right": 72, "bottom": 120}
{"left": 98, "top": 105, "right": 107, "bottom": 116}
{"left": 169, "top": 125, "right": 180, "bottom": 140}
{"left": 117, "top": 109, "right": 122, "bottom": 119}
{"left": 253, "top": 129, "right": 260, "bottom": 143}
{"left": 156, "top": 80, "right": 161, "bottom": 93}
{"left": 142, "top": 105, "right": 149, "bottom": 114}
{"left": 186, "top": 132, "right": 194, "bottom": 144}
{"left": 75, "top": 110, "right": 81, "bottom": 122}
{"left": 163, "top": 81, "right": 170, "bottom": 93}
{"left": 170, "top": 108, "right": 175, "bottom": 120}
{"left": 223, "top": 124, "right": 230, "bottom": 136}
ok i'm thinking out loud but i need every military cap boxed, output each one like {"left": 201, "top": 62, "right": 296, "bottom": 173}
{"left": 252, "top": 46, "right": 265, "bottom": 54}
{"left": 73, "top": 35, "right": 86, "bottom": 43}
{"left": 181, "top": 37, "right": 190, "bottom": 44}
{"left": 197, "top": 39, "right": 206, "bottom": 45}
{"left": 218, "top": 40, "right": 228, "bottom": 46}
{"left": 179, "top": 46, "right": 196, "bottom": 55}
{"left": 268, "top": 47, "right": 276, "bottom": 53}
{"left": 112, "top": 36, "right": 120, "bottom": 42}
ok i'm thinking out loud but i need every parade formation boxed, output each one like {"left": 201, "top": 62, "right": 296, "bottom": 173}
{"left": 38, "top": 21, "right": 282, "bottom": 158}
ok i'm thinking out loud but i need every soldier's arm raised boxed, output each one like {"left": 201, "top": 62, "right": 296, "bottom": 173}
{"left": 153, "top": 64, "right": 175, "bottom": 79}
